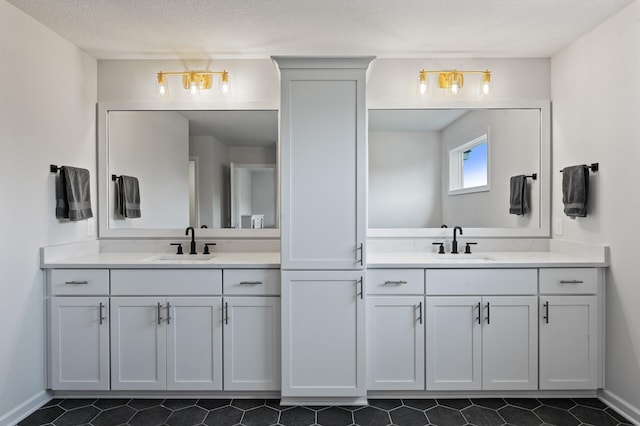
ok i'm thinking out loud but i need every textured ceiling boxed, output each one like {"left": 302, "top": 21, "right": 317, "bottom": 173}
{"left": 7, "top": 0, "right": 635, "bottom": 59}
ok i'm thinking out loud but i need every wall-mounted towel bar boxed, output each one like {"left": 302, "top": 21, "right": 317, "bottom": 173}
{"left": 525, "top": 173, "right": 537, "bottom": 180}
{"left": 50, "top": 164, "right": 61, "bottom": 173}
{"left": 111, "top": 174, "right": 120, "bottom": 181}
{"left": 559, "top": 163, "right": 599, "bottom": 173}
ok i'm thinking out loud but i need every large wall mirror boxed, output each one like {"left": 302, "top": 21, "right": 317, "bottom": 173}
{"left": 98, "top": 103, "right": 279, "bottom": 238}
{"left": 367, "top": 100, "right": 550, "bottom": 238}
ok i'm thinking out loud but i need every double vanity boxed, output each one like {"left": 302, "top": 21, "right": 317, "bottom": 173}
{"left": 43, "top": 56, "right": 607, "bottom": 405}
{"left": 42, "top": 241, "right": 607, "bottom": 403}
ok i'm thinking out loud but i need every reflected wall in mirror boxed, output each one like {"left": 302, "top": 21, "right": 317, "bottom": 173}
{"left": 106, "top": 109, "right": 278, "bottom": 232}
{"left": 369, "top": 107, "right": 542, "bottom": 231}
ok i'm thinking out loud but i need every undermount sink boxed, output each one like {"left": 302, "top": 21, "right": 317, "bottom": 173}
{"left": 430, "top": 254, "right": 495, "bottom": 262}
{"left": 146, "top": 254, "right": 216, "bottom": 263}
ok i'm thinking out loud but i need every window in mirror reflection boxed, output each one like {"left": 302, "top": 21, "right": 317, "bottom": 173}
{"left": 449, "top": 133, "right": 489, "bottom": 193}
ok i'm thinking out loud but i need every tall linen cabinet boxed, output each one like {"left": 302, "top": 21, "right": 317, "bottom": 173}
{"left": 273, "top": 56, "right": 374, "bottom": 405}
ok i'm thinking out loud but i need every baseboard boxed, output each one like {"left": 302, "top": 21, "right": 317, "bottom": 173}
{"left": 599, "top": 389, "right": 640, "bottom": 426}
{"left": 280, "top": 396, "right": 368, "bottom": 406}
{"left": 0, "top": 391, "right": 51, "bottom": 426}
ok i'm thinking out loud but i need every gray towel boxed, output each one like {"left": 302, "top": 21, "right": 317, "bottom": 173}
{"left": 509, "top": 175, "right": 529, "bottom": 215}
{"left": 55, "top": 166, "right": 93, "bottom": 221}
{"left": 115, "top": 175, "right": 141, "bottom": 218}
{"left": 562, "top": 165, "right": 589, "bottom": 218}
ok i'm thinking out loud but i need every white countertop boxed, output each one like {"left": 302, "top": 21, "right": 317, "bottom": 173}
{"left": 367, "top": 250, "right": 608, "bottom": 268}
{"left": 41, "top": 250, "right": 608, "bottom": 269}
{"left": 41, "top": 251, "right": 280, "bottom": 269}
{"left": 40, "top": 240, "right": 608, "bottom": 269}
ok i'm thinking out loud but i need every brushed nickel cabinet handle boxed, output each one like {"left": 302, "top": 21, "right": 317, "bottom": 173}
{"left": 225, "top": 302, "right": 229, "bottom": 325}
{"left": 357, "top": 277, "right": 364, "bottom": 300}
{"left": 417, "top": 302, "right": 423, "bottom": 325}
{"left": 99, "top": 302, "right": 105, "bottom": 325}
{"left": 559, "top": 280, "right": 584, "bottom": 284}
{"left": 65, "top": 280, "right": 88, "bottom": 285}
{"left": 166, "top": 302, "right": 171, "bottom": 325}
{"left": 239, "top": 281, "right": 263, "bottom": 285}
{"left": 157, "top": 302, "right": 163, "bottom": 325}
{"left": 356, "top": 243, "right": 364, "bottom": 266}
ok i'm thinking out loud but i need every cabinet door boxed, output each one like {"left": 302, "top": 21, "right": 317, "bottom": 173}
{"left": 224, "top": 297, "right": 281, "bottom": 391}
{"left": 50, "top": 297, "right": 109, "bottom": 390}
{"left": 281, "top": 271, "right": 365, "bottom": 397}
{"left": 166, "top": 297, "right": 223, "bottom": 391}
{"left": 367, "top": 296, "right": 424, "bottom": 390}
{"left": 279, "top": 68, "right": 367, "bottom": 270}
{"left": 111, "top": 297, "right": 166, "bottom": 390}
{"left": 426, "top": 297, "right": 482, "bottom": 390}
{"left": 482, "top": 296, "right": 538, "bottom": 390}
{"left": 540, "top": 295, "right": 598, "bottom": 389}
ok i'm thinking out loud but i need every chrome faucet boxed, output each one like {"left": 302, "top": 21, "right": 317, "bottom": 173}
{"left": 452, "top": 226, "right": 463, "bottom": 254}
{"left": 185, "top": 226, "right": 197, "bottom": 254}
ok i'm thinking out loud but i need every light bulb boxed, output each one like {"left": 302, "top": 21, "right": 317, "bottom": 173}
{"left": 450, "top": 82, "right": 459, "bottom": 95}
{"left": 417, "top": 71, "right": 428, "bottom": 96}
{"left": 480, "top": 71, "right": 492, "bottom": 96}
{"left": 419, "top": 81, "right": 427, "bottom": 95}
{"left": 156, "top": 72, "right": 168, "bottom": 97}
{"left": 189, "top": 81, "right": 199, "bottom": 96}
{"left": 220, "top": 71, "right": 230, "bottom": 96}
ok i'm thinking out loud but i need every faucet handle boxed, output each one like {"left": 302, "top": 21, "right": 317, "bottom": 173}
{"left": 170, "top": 243, "right": 183, "bottom": 255}
{"left": 432, "top": 242, "right": 445, "bottom": 254}
{"left": 203, "top": 243, "right": 216, "bottom": 255}
{"left": 464, "top": 242, "right": 478, "bottom": 254}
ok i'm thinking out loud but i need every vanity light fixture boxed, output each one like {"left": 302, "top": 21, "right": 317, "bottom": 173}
{"left": 156, "top": 70, "right": 230, "bottom": 97}
{"left": 418, "top": 69, "right": 492, "bottom": 97}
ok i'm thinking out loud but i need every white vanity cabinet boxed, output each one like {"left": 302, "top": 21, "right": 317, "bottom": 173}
{"left": 539, "top": 268, "right": 600, "bottom": 390}
{"left": 281, "top": 271, "right": 366, "bottom": 399}
{"left": 222, "top": 269, "right": 281, "bottom": 391}
{"left": 110, "top": 269, "right": 223, "bottom": 391}
{"left": 366, "top": 269, "right": 425, "bottom": 390}
{"left": 425, "top": 269, "right": 538, "bottom": 391}
{"left": 48, "top": 269, "right": 110, "bottom": 391}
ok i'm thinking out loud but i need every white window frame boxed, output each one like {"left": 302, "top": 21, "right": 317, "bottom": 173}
{"left": 448, "top": 130, "right": 490, "bottom": 195}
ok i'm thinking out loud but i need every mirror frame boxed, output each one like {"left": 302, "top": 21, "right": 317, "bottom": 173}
{"left": 366, "top": 99, "right": 551, "bottom": 239}
{"left": 98, "top": 102, "right": 280, "bottom": 239}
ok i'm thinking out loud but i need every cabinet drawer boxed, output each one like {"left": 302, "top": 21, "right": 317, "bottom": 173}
{"left": 366, "top": 269, "right": 424, "bottom": 294}
{"left": 539, "top": 268, "right": 598, "bottom": 294}
{"left": 426, "top": 269, "right": 537, "bottom": 295}
{"left": 223, "top": 269, "right": 280, "bottom": 295}
{"left": 111, "top": 269, "right": 222, "bottom": 295}
{"left": 50, "top": 269, "right": 109, "bottom": 295}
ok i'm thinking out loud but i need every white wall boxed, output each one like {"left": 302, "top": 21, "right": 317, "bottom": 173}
{"left": 189, "top": 135, "right": 230, "bottom": 228}
{"left": 368, "top": 58, "right": 550, "bottom": 105}
{"left": 229, "top": 146, "right": 277, "bottom": 164}
{"left": 369, "top": 130, "right": 442, "bottom": 228}
{"left": 0, "top": 0, "right": 97, "bottom": 423}
{"left": 98, "top": 59, "right": 279, "bottom": 104}
{"left": 551, "top": 0, "right": 640, "bottom": 416}
{"left": 441, "top": 109, "right": 540, "bottom": 228}
{"left": 251, "top": 169, "right": 277, "bottom": 228}
{"left": 109, "top": 111, "right": 189, "bottom": 228}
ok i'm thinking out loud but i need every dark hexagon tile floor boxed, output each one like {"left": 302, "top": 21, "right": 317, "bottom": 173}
{"left": 18, "top": 397, "right": 634, "bottom": 426}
